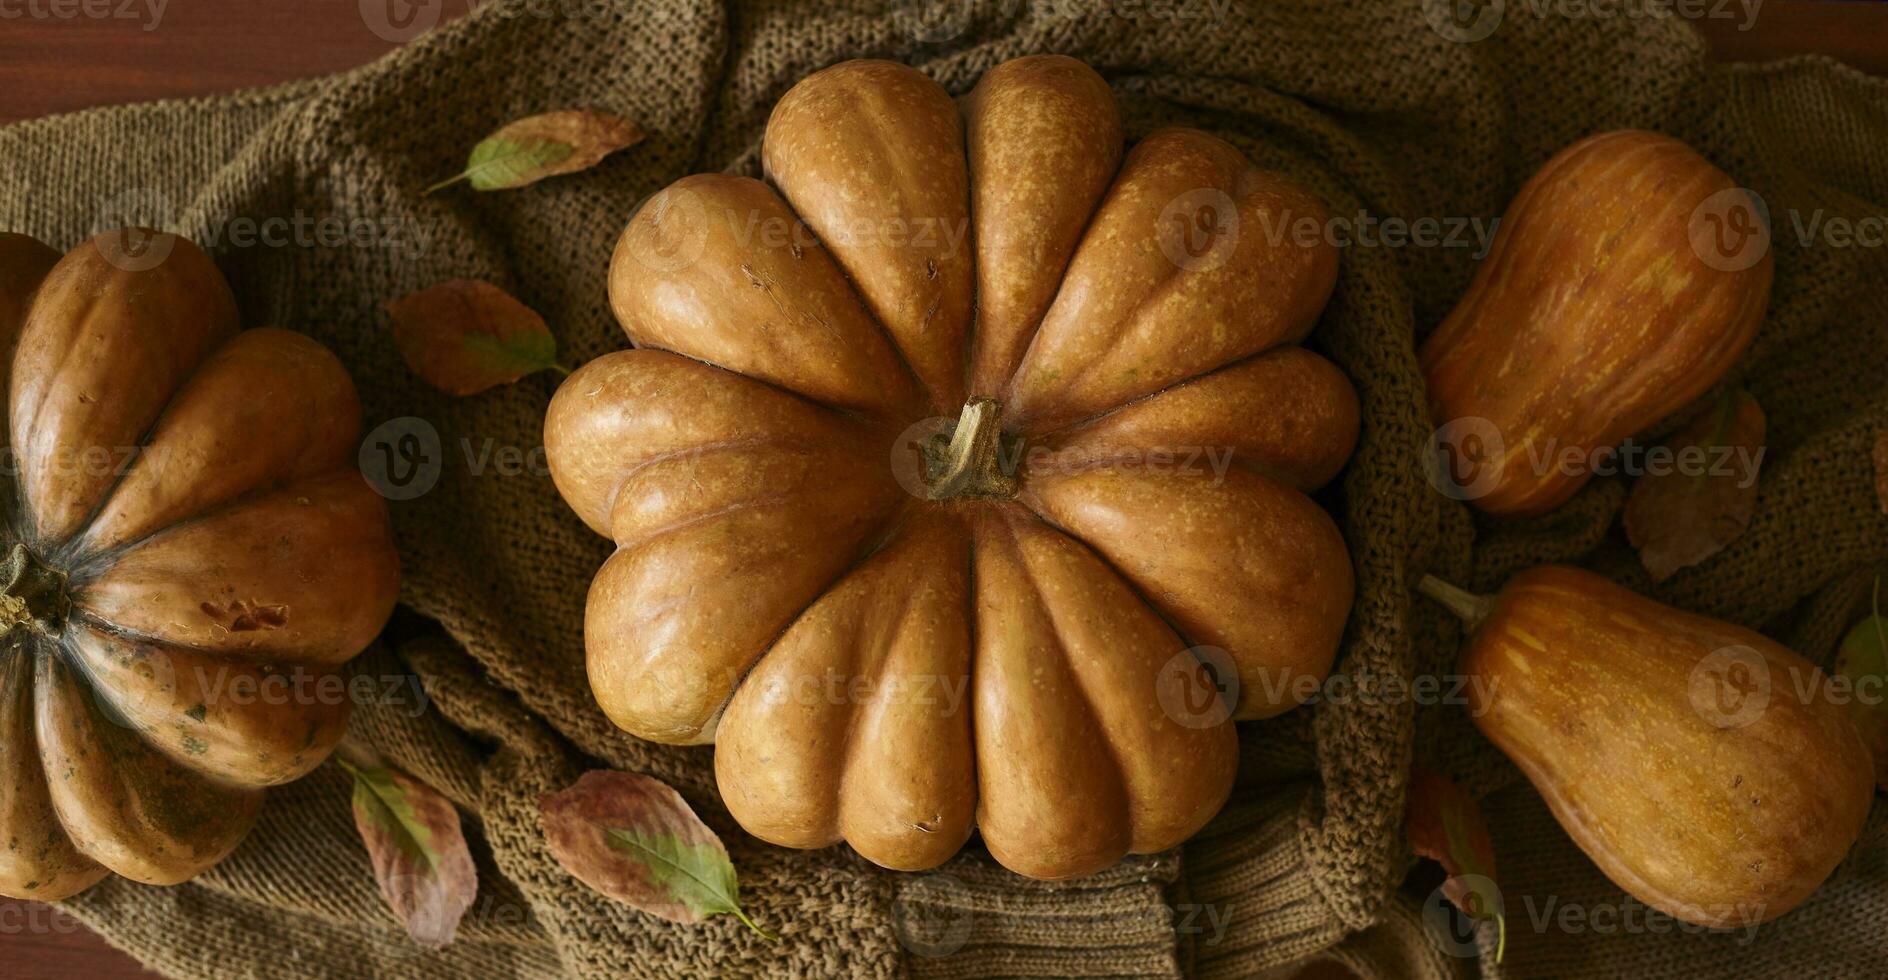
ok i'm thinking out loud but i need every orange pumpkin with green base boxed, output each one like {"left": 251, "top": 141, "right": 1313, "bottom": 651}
{"left": 0, "top": 230, "right": 398, "bottom": 900}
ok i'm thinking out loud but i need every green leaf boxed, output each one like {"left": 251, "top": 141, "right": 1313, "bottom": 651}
{"left": 463, "top": 327, "right": 563, "bottom": 377}
{"left": 347, "top": 761, "right": 441, "bottom": 868}
{"left": 541, "top": 770, "right": 773, "bottom": 940}
{"left": 426, "top": 109, "right": 644, "bottom": 194}
{"left": 606, "top": 828, "right": 770, "bottom": 938}
{"left": 462, "top": 137, "right": 575, "bottom": 193}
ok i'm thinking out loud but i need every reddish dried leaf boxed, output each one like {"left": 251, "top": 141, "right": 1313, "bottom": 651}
{"left": 1406, "top": 764, "right": 1500, "bottom": 921}
{"left": 1407, "top": 765, "right": 1507, "bottom": 960}
{"left": 387, "top": 279, "right": 565, "bottom": 396}
{"left": 541, "top": 770, "right": 770, "bottom": 938}
{"left": 1623, "top": 390, "right": 1766, "bottom": 582}
{"left": 344, "top": 762, "right": 477, "bottom": 948}
{"left": 428, "top": 109, "right": 644, "bottom": 193}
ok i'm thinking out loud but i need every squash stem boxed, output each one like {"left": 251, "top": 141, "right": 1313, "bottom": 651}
{"left": 0, "top": 543, "right": 69, "bottom": 638}
{"left": 924, "top": 398, "right": 1020, "bottom": 500}
{"left": 1416, "top": 574, "right": 1496, "bottom": 633}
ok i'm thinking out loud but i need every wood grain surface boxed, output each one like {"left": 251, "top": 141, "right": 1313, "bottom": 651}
{"left": 0, "top": 1, "right": 1881, "bottom": 978}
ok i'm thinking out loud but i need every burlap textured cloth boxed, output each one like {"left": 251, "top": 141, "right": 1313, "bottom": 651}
{"left": 2, "top": 1, "right": 1885, "bottom": 977}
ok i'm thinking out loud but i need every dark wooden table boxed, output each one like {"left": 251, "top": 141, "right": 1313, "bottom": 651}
{"left": 0, "top": 1, "right": 1883, "bottom": 977}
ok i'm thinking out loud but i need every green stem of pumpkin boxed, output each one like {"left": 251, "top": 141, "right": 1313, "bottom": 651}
{"left": 1416, "top": 574, "right": 1496, "bottom": 633}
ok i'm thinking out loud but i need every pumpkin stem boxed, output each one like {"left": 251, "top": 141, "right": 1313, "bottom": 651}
{"left": 923, "top": 398, "right": 1021, "bottom": 501}
{"left": 0, "top": 543, "right": 70, "bottom": 638}
{"left": 1416, "top": 574, "right": 1496, "bottom": 633}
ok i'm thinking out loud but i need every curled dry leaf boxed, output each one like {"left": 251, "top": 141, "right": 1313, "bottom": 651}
{"left": 387, "top": 279, "right": 569, "bottom": 396}
{"left": 541, "top": 770, "right": 771, "bottom": 939}
{"left": 1622, "top": 389, "right": 1766, "bottom": 582}
{"left": 427, "top": 109, "right": 645, "bottom": 193}
{"left": 342, "top": 760, "right": 478, "bottom": 948}
{"left": 1833, "top": 576, "right": 1888, "bottom": 790}
{"left": 1406, "top": 764, "right": 1505, "bottom": 962}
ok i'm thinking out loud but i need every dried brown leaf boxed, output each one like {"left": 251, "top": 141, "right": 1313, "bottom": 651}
{"left": 541, "top": 770, "right": 769, "bottom": 938}
{"left": 1623, "top": 389, "right": 1766, "bottom": 582}
{"left": 387, "top": 279, "right": 567, "bottom": 396}
{"left": 344, "top": 761, "right": 478, "bottom": 948}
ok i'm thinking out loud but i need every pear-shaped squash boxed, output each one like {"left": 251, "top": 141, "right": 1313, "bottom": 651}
{"left": 1422, "top": 566, "right": 1873, "bottom": 926}
{"left": 0, "top": 231, "right": 398, "bottom": 900}
{"left": 1420, "top": 130, "right": 1773, "bottom": 516}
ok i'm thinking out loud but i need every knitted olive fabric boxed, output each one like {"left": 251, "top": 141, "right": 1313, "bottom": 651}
{"left": 2, "top": 1, "right": 1886, "bottom": 977}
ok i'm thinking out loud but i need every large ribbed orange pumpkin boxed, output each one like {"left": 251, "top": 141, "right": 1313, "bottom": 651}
{"left": 547, "top": 56, "right": 1358, "bottom": 879}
